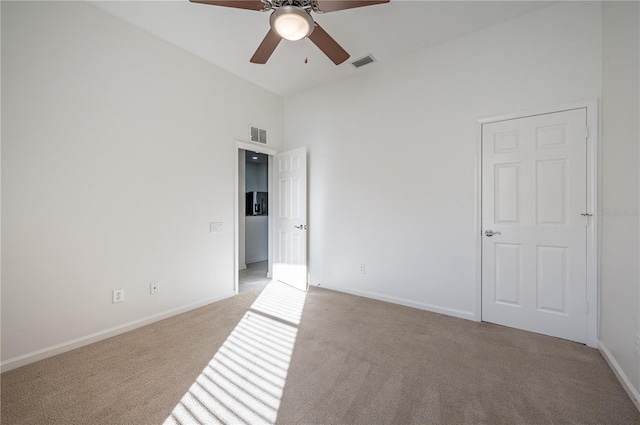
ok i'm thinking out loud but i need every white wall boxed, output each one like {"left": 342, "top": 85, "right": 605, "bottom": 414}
{"left": 1, "top": 1, "right": 283, "bottom": 366}
{"left": 244, "top": 158, "right": 268, "bottom": 266}
{"left": 241, "top": 154, "right": 269, "bottom": 269}
{"left": 245, "top": 161, "right": 268, "bottom": 193}
{"left": 238, "top": 150, "right": 247, "bottom": 270}
{"left": 284, "top": 1, "right": 601, "bottom": 318}
{"left": 245, "top": 216, "right": 268, "bottom": 264}
{"left": 600, "top": 1, "right": 640, "bottom": 401}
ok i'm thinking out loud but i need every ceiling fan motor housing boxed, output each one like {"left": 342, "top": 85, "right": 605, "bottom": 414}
{"left": 264, "top": 0, "right": 319, "bottom": 12}
{"left": 269, "top": 5, "right": 315, "bottom": 41}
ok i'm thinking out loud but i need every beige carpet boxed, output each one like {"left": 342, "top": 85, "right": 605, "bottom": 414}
{"left": 2, "top": 284, "right": 639, "bottom": 425}
{"left": 239, "top": 261, "right": 270, "bottom": 294}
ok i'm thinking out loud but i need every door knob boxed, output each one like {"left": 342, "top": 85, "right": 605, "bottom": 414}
{"left": 485, "top": 229, "right": 501, "bottom": 237}
{"left": 294, "top": 225, "right": 307, "bottom": 230}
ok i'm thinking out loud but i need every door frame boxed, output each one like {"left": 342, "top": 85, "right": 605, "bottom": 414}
{"left": 475, "top": 99, "right": 599, "bottom": 348}
{"left": 233, "top": 140, "right": 278, "bottom": 295}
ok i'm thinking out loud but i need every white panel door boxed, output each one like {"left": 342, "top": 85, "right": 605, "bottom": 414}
{"left": 273, "top": 147, "right": 308, "bottom": 291}
{"left": 482, "top": 109, "right": 588, "bottom": 343}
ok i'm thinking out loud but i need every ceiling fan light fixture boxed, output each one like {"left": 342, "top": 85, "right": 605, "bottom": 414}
{"left": 270, "top": 6, "right": 314, "bottom": 41}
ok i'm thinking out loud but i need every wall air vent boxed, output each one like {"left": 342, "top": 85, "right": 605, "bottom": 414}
{"left": 249, "top": 125, "right": 267, "bottom": 144}
{"left": 351, "top": 54, "right": 376, "bottom": 68}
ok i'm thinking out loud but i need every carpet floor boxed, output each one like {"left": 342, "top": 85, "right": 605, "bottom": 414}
{"left": 2, "top": 283, "right": 639, "bottom": 425}
{"left": 239, "top": 261, "right": 270, "bottom": 294}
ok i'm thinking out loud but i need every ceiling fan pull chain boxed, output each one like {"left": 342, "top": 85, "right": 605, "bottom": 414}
{"left": 304, "top": 37, "right": 308, "bottom": 63}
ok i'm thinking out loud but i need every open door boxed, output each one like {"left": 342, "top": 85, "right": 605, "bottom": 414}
{"left": 272, "top": 147, "right": 307, "bottom": 291}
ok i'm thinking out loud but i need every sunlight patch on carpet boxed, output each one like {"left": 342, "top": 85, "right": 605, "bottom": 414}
{"left": 165, "top": 281, "right": 307, "bottom": 425}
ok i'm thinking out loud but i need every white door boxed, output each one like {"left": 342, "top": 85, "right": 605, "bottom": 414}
{"left": 273, "top": 147, "right": 307, "bottom": 291}
{"left": 482, "top": 108, "right": 588, "bottom": 343}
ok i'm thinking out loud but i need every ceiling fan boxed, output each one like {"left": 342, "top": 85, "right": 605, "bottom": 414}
{"left": 189, "top": 0, "right": 390, "bottom": 65}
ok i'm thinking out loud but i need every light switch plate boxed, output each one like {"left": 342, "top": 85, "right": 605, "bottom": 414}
{"left": 210, "top": 222, "right": 223, "bottom": 233}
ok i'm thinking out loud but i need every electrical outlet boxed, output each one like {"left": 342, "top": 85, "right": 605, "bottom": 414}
{"left": 360, "top": 264, "right": 366, "bottom": 274}
{"left": 113, "top": 289, "right": 124, "bottom": 304}
{"left": 210, "top": 222, "right": 223, "bottom": 233}
{"left": 150, "top": 282, "right": 159, "bottom": 295}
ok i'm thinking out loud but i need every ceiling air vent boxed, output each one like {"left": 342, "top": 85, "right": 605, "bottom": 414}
{"left": 249, "top": 125, "right": 267, "bottom": 144}
{"left": 351, "top": 54, "right": 376, "bottom": 68}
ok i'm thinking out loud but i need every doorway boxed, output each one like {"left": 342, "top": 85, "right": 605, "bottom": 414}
{"left": 478, "top": 102, "right": 598, "bottom": 347}
{"left": 240, "top": 150, "right": 271, "bottom": 293}
{"left": 234, "top": 141, "right": 277, "bottom": 295}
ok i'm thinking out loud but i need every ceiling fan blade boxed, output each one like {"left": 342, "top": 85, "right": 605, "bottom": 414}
{"left": 308, "top": 23, "right": 350, "bottom": 65}
{"left": 189, "top": 0, "right": 267, "bottom": 12}
{"left": 314, "top": 0, "right": 389, "bottom": 13}
{"left": 250, "top": 30, "right": 282, "bottom": 64}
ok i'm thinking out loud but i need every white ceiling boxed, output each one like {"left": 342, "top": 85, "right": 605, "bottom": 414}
{"left": 91, "top": 0, "right": 557, "bottom": 97}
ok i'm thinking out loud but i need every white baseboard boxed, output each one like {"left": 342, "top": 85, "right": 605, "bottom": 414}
{"left": 599, "top": 341, "right": 640, "bottom": 412}
{"left": 314, "top": 283, "right": 475, "bottom": 321}
{"left": 239, "top": 264, "right": 247, "bottom": 271}
{"left": 0, "top": 292, "right": 236, "bottom": 373}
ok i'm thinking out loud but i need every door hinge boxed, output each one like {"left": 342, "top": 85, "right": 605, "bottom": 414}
{"left": 585, "top": 302, "right": 589, "bottom": 314}
{"left": 585, "top": 126, "right": 590, "bottom": 139}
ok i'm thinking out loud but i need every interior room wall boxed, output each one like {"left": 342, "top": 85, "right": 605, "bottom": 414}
{"left": 238, "top": 150, "right": 247, "bottom": 271}
{"left": 1, "top": 1, "right": 283, "bottom": 368}
{"left": 245, "top": 216, "right": 268, "bottom": 264}
{"left": 244, "top": 158, "right": 268, "bottom": 264}
{"left": 284, "top": 1, "right": 601, "bottom": 318}
{"left": 245, "top": 161, "right": 268, "bottom": 193}
{"left": 599, "top": 0, "right": 640, "bottom": 401}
